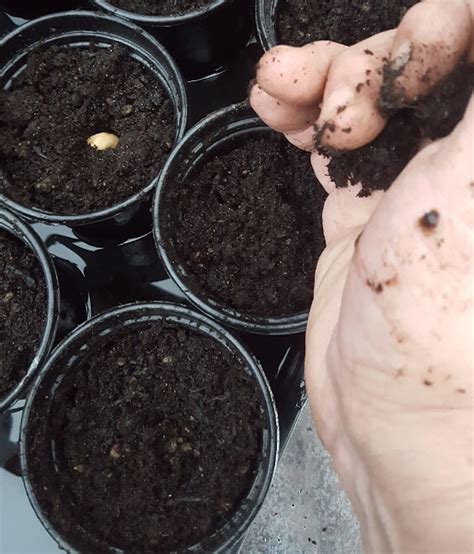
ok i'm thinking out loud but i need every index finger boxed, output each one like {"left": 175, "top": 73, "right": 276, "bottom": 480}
{"left": 256, "top": 41, "right": 347, "bottom": 106}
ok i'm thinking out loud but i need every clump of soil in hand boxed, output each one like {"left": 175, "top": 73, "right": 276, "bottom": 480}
{"left": 319, "top": 62, "right": 474, "bottom": 195}
{"left": 380, "top": 60, "right": 474, "bottom": 140}
{"left": 0, "top": 230, "right": 46, "bottom": 398}
{"left": 161, "top": 133, "right": 327, "bottom": 317}
{"left": 27, "top": 324, "right": 264, "bottom": 552}
{"left": 0, "top": 44, "right": 175, "bottom": 215}
{"left": 109, "top": 0, "right": 212, "bottom": 16}
{"left": 276, "top": 0, "right": 419, "bottom": 47}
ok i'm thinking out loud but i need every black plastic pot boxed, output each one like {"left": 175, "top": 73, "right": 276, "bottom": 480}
{"left": 0, "top": 207, "right": 59, "bottom": 414}
{"left": 0, "top": 0, "right": 84, "bottom": 20}
{"left": 255, "top": 0, "right": 278, "bottom": 50}
{"left": 90, "top": 0, "right": 254, "bottom": 79}
{"left": 0, "top": 11, "right": 188, "bottom": 243}
{"left": 153, "top": 102, "right": 312, "bottom": 335}
{"left": 20, "top": 301, "right": 279, "bottom": 553}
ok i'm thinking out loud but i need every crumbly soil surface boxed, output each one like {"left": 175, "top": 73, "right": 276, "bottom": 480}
{"left": 319, "top": 62, "right": 474, "bottom": 195}
{"left": 109, "top": 0, "right": 213, "bottom": 16}
{"left": 0, "top": 44, "right": 175, "bottom": 215}
{"left": 0, "top": 230, "right": 46, "bottom": 398}
{"left": 276, "top": 0, "right": 419, "bottom": 47}
{"left": 27, "top": 323, "right": 264, "bottom": 552}
{"left": 161, "top": 133, "right": 327, "bottom": 317}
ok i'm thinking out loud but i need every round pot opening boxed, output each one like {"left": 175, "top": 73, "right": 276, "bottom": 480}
{"left": 154, "top": 102, "right": 327, "bottom": 335}
{"left": 0, "top": 207, "right": 59, "bottom": 413}
{"left": 0, "top": 11, "right": 188, "bottom": 233}
{"left": 91, "top": 0, "right": 229, "bottom": 23}
{"left": 20, "top": 302, "right": 278, "bottom": 553}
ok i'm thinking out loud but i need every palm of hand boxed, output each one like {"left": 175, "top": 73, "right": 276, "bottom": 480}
{"left": 307, "top": 115, "right": 473, "bottom": 551}
{"left": 250, "top": 0, "right": 474, "bottom": 550}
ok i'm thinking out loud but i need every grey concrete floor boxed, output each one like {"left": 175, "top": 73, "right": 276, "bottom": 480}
{"left": 242, "top": 406, "right": 361, "bottom": 554}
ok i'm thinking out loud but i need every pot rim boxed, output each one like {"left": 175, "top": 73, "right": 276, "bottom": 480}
{"left": 91, "top": 0, "right": 230, "bottom": 25}
{"left": 153, "top": 101, "right": 311, "bottom": 335}
{"left": 255, "top": 0, "right": 278, "bottom": 51}
{"left": 0, "top": 10, "right": 188, "bottom": 226}
{"left": 19, "top": 301, "right": 279, "bottom": 553}
{"left": 0, "top": 207, "right": 59, "bottom": 413}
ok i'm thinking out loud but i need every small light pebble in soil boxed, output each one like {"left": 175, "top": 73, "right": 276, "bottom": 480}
{"left": 276, "top": 0, "right": 420, "bottom": 47}
{"left": 0, "top": 43, "right": 175, "bottom": 215}
{"left": 27, "top": 324, "right": 264, "bottom": 552}
{"left": 0, "top": 230, "right": 46, "bottom": 398}
{"left": 161, "top": 133, "right": 327, "bottom": 317}
{"left": 109, "top": 0, "right": 212, "bottom": 16}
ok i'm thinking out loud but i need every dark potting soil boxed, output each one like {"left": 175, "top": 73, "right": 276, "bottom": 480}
{"left": 109, "top": 0, "right": 212, "bottom": 16}
{"left": 0, "top": 230, "right": 46, "bottom": 398}
{"left": 276, "top": 0, "right": 419, "bottom": 47}
{"left": 0, "top": 44, "right": 175, "bottom": 215}
{"left": 161, "top": 133, "right": 327, "bottom": 318}
{"left": 27, "top": 323, "right": 264, "bottom": 552}
{"left": 319, "top": 62, "right": 474, "bottom": 195}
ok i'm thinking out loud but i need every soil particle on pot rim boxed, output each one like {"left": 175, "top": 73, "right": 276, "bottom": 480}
{"left": 0, "top": 230, "right": 46, "bottom": 398}
{"left": 161, "top": 132, "right": 327, "bottom": 318}
{"left": 275, "top": 0, "right": 420, "bottom": 47}
{"left": 0, "top": 43, "right": 175, "bottom": 215}
{"left": 27, "top": 323, "right": 264, "bottom": 552}
{"left": 109, "top": 0, "right": 213, "bottom": 16}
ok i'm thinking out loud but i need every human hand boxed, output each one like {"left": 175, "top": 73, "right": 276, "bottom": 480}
{"left": 250, "top": 1, "right": 474, "bottom": 551}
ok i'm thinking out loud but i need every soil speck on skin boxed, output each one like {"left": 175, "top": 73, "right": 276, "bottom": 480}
{"left": 419, "top": 210, "right": 440, "bottom": 231}
{"left": 109, "top": 0, "right": 212, "bottom": 16}
{"left": 276, "top": 0, "right": 419, "bottom": 47}
{"left": 0, "top": 230, "right": 46, "bottom": 398}
{"left": 0, "top": 43, "right": 175, "bottom": 215}
{"left": 367, "top": 279, "right": 384, "bottom": 294}
{"left": 161, "top": 133, "right": 327, "bottom": 317}
{"left": 27, "top": 323, "right": 264, "bottom": 552}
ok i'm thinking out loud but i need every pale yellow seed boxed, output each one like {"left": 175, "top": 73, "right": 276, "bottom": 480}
{"left": 87, "top": 132, "right": 119, "bottom": 151}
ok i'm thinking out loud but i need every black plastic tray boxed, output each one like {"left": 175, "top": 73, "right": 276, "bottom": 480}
{"left": 0, "top": 9, "right": 307, "bottom": 552}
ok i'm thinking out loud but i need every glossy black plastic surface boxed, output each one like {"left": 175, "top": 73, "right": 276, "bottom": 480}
{"left": 91, "top": 0, "right": 254, "bottom": 78}
{"left": 0, "top": 208, "right": 60, "bottom": 413}
{"left": 0, "top": 0, "right": 84, "bottom": 19}
{"left": 255, "top": 0, "right": 278, "bottom": 50}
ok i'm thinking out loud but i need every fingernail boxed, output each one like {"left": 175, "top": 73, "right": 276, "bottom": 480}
{"left": 391, "top": 40, "right": 413, "bottom": 71}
